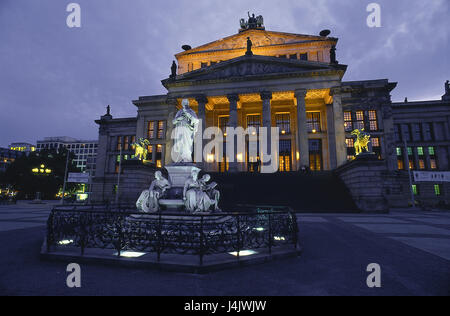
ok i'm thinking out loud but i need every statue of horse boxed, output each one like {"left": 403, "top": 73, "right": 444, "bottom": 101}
{"left": 351, "top": 129, "right": 371, "bottom": 155}
{"left": 132, "top": 138, "right": 150, "bottom": 161}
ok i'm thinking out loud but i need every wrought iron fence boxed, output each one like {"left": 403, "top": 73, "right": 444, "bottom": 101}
{"left": 46, "top": 206, "right": 298, "bottom": 264}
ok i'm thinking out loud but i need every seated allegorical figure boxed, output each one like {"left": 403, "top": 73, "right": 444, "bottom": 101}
{"left": 136, "top": 171, "right": 171, "bottom": 213}
{"left": 183, "top": 170, "right": 221, "bottom": 214}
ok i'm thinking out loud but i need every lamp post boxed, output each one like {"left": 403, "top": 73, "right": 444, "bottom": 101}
{"left": 61, "top": 152, "right": 70, "bottom": 205}
{"left": 403, "top": 134, "right": 416, "bottom": 208}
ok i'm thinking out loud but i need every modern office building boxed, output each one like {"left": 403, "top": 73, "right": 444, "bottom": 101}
{"left": 8, "top": 142, "right": 36, "bottom": 153}
{"left": 0, "top": 148, "right": 27, "bottom": 173}
{"left": 36, "top": 136, "right": 98, "bottom": 174}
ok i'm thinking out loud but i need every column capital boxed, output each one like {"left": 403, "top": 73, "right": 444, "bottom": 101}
{"left": 195, "top": 94, "right": 208, "bottom": 104}
{"left": 166, "top": 97, "right": 178, "bottom": 106}
{"left": 227, "top": 94, "right": 240, "bottom": 103}
{"left": 260, "top": 91, "right": 272, "bottom": 101}
{"left": 329, "top": 86, "right": 343, "bottom": 96}
{"left": 294, "top": 89, "right": 307, "bottom": 98}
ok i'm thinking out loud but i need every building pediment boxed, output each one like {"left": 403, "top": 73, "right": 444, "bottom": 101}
{"left": 163, "top": 55, "right": 346, "bottom": 86}
{"left": 176, "top": 30, "right": 336, "bottom": 56}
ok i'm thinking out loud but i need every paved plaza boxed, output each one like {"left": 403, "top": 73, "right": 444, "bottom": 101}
{"left": 0, "top": 202, "right": 448, "bottom": 296}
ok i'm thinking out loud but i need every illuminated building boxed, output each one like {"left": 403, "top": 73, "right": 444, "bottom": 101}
{"left": 36, "top": 136, "right": 98, "bottom": 174}
{"left": 8, "top": 142, "right": 36, "bottom": 153}
{"left": 91, "top": 16, "right": 449, "bottom": 208}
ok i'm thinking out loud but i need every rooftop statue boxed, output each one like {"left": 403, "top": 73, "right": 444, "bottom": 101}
{"left": 245, "top": 37, "right": 253, "bottom": 56}
{"left": 171, "top": 99, "right": 199, "bottom": 163}
{"left": 351, "top": 129, "right": 371, "bottom": 156}
{"left": 239, "top": 12, "right": 264, "bottom": 31}
{"left": 170, "top": 60, "right": 177, "bottom": 78}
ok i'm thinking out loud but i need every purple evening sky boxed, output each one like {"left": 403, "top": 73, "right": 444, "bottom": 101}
{"left": 0, "top": 0, "right": 449, "bottom": 147}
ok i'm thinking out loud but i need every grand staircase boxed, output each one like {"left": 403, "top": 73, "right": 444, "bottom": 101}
{"left": 209, "top": 171, "right": 359, "bottom": 213}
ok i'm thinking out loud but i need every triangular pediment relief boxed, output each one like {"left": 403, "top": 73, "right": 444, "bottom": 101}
{"left": 167, "top": 55, "right": 343, "bottom": 83}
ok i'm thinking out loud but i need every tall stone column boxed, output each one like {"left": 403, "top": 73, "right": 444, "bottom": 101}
{"left": 326, "top": 103, "right": 337, "bottom": 169}
{"left": 295, "top": 89, "right": 309, "bottom": 169}
{"left": 260, "top": 91, "right": 273, "bottom": 169}
{"left": 330, "top": 88, "right": 347, "bottom": 166}
{"left": 164, "top": 98, "right": 178, "bottom": 166}
{"left": 227, "top": 94, "right": 239, "bottom": 172}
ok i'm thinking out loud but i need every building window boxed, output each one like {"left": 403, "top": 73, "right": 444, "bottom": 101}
{"left": 344, "top": 111, "right": 352, "bottom": 132}
{"left": 401, "top": 124, "right": 411, "bottom": 141}
{"left": 276, "top": 113, "right": 290, "bottom": 135}
{"left": 279, "top": 140, "right": 291, "bottom": 172}
{"left": 429, "top": 146, "right": 437, "bottom": 169}
{"left": 423, "top": 123, "right": 433, "bottom": 141}
{"left": 417, "top": 147, "right": 425, "bottom": 169}
{"left": 201, "top": 62, "right": 208, "bottom": 68}
{"left": 354, "top": 111, "right": 364, "bottom": 130}
{"left": 147, "top": 145, "right": 153, "bottom": 161}
{"left": 123, "top": 136, "right": 130, "bottom": 151}
{"left": 412, "top": 123, "right": 422, "bottom": 141}
{"left": 407, "top": 147, "right": 414, "bottom": 170}
{"left": 219, "top": 116, "right": 229, "bottom": 135}
{"left": 148, "top": 121, "right": 155, "bottom": 139}
{"left": 300, "top": 53, "right": 308, "bottom": 61}
{"left": 346, "top": 138, "right": 355, "bottom": 160}
{"left": 309, "top": 139, "right": 322, "bottom": 171}
{"left": 116, "top": 136, "right": 122, "bottom": 151}
{"left": 157, "top": 121, "right": 166, "bottom": 139}
{"left": 368, "top": 110, "right": 378, "bottom": 131}
{"left": 247, "top": 114, "right": 261, "bottom": 131}
{"left": 434, "top": 184, "right": 441, "bottom": 196}
{"left": 371, "top": 137, "right": 381, "bottom": 159}
{"left": 412, "top": 184, "right": 419, "bottom": 196}
{"left": 289, "top": 54, "right": 297, "bottom": 59}
{"left": 306, "top": 112, "right": 321, "bottom": 133}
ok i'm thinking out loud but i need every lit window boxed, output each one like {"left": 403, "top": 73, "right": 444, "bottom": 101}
{"left": 156, "top": 160, "right": 162, "bottom": 168}
{"left": 346, "top": 138, "right": 354, "bottom": 148}
{"left": 434, "top": 184, "right": 441, "bottom": 196}
{"left": 148, "top": 121, "right": 155, "bottom": 139}
{"left": 276, "top": 113, "right": 290, "bottom": 134}
{"left": 417, "top": 147, "right": 424, "bottom": 156}
{"left": 247, "top": 114, "right": 261, "bottom": 131}
{"left": 418, "top": 159, "right": 425, "bottom": 169}
{"left": 396, "top": 148, "right": 402, "bottom": 156}
{"left": 371, "top": 137, "right": 380, "bottom": 147}
{"left": 407, "top": 147, "right": 413, "bottom": 156}
{"left": 117, "top": 136, "right": 122, "bottom": 151}
{"left": 368, "top": 110, "right": 378, "bottom": 131}
{"left": 344, "top": 112, "right": 352, "bottom": 132}
{"left": 157, "top": 144, "right": 162, "bottom": 153}
{"left": 397, "top": 159, "right": 404, "bottom": 170}
{"left": 354, "top": 111, "right": 364, "bottom": 130}
{"left": 219, "top": 116, "right": 229, "bottom": 135}
{"left": 157, "top": 121, "right": 165, "bottom": 139}
{"left": 412, "top": 184, "right": 418, "bottom": 195}
{"left": 123, "top": 136, "right": 129, "bottom": 151}
{"left": 430, "top": 158, "right": 437, "bottom": 169}
{"left": 428, "top": 147, "right": 435, "bottom": 155}
{"left": 306, "top": 112, "right": 321, "bottom": 133}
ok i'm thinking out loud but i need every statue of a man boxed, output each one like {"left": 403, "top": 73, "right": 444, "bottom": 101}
{"left": 171, "top": 99, "right": 199, "bottom": 163}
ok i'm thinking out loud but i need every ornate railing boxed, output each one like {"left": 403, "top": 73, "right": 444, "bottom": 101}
{"left": 46, "top": 206, "right": 298, "bottom": 264}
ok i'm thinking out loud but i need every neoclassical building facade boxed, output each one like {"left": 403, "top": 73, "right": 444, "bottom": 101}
{"left": 91, "top": 19, "right": 449, "bottom": 208}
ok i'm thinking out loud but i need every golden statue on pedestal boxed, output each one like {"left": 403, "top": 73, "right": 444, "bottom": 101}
{"left": 351, "top": 129, "right": 371, "bottom": 155}
{"left": 132, "top": 138, "right": 151, "bottom": 161}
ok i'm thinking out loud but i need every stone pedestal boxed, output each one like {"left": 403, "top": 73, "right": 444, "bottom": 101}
{"left": 119, "top": 160, "right": 156, "bottom": 204}
{"left": 335, "top": 154, "right": 389, "bottom": 213}
{"left": 164, "top": 164, "right": 201, "bottom": 187}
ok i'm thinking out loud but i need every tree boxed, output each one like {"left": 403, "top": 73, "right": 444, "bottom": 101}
{"left": 1, "top": 149, "right": 80, "bottom": 200}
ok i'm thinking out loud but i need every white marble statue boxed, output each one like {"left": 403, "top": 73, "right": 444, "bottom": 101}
{"left": 183, "top": 169, "right": 221, "bottom": 214}
{"left": 136, "top": 171, "right": 171, "bottom": 213}
{"left": 171, "top": 99, "right": 199, "bottom": 163}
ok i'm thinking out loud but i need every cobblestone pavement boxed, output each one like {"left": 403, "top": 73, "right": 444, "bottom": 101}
{"left": 0, "top": 202, "right": 448, "bottom": 295}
